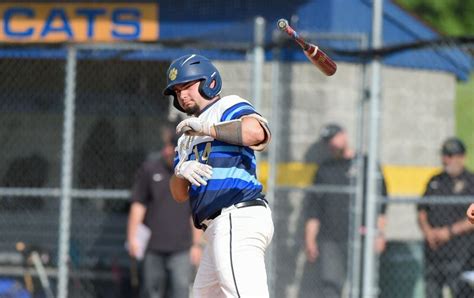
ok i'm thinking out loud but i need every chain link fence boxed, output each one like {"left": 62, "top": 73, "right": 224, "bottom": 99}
{"left": 269, "top": 36, "right": 474, "bottom": 298}
{"left": 268, "top": 32, "right": 370, "bottom": 298}
{"left": 68, "top": 46, "right": 173, "bottom": 298}
{"left": 0, "top": 53, "right": 63, "bottom": 297}
{"left": 0, "top": 44, "right": 196, "bottom": 297}
{"left": 374, "top": 40, "right": 474, "bottom": 297}
{"left": 0, "top": 26, "right": 473, "bottom": 298}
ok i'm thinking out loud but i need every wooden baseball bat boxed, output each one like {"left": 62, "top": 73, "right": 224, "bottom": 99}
{"left": 277, "top": 18, "right": 337, "bottom": 76}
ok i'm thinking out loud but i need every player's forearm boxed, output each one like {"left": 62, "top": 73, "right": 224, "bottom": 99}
{"left": 170, "top": 175, "right": 190, "bottom": 202}
{"left": 241, "top": 117, "right": 267, "bottom": 146}
{"left": 210, "top": 117, "right": 269, "bottom": 149}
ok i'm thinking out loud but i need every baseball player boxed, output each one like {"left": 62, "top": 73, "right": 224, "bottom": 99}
{"left": 163, "top": 54, "right": 274, "bottom": 297}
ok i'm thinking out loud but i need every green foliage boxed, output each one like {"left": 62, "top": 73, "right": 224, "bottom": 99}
{"left": 395, "top": 1, "right": 473, "bottom": 169}
{"left": 395, "top": 0, "right": 474, "bottom": 35}
{"left": 456, "top": 75, "right": 474, "bottom": 170}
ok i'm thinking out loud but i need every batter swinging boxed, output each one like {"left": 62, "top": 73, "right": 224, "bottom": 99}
{"left": 164, "top": 54, "right": 274, "bottom": 298}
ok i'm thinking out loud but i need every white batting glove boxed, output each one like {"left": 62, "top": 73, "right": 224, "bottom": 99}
{"left": 176, "top": 118, "right": 213, "bottom": 136}
{"left": 177, "top": 136, "right": 190, "bottom": 162}
{"left": 175, "top": 160, "right": 213, "bottom": 187}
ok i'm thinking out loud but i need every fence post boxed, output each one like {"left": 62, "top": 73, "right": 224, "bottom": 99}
{"left": 252, "top": 16, "right": 265, "bottom": 113}
{"left": 266, "top": 31, "right": 282, "bottom": 298}
{"left": 57, "top": 45, "right": 77, "bottom": 298}
{"left": 363, "top": 0, "right": 384, "bottom": 297}
{"left": 349, "top": 34, "right": 370, "bottom": 298}
{"left": 252, "top": 16, "right": 266, "bottom": 166}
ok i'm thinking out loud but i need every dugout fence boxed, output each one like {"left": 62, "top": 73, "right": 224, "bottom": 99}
{"left": 0, "top": 36, "right": 271, "bottom": 297}
{"left": 0, "top": 18, "right": 473, "bottom": 298}
{"left": 269, "top": 31, "right": 474, "bottom": 298}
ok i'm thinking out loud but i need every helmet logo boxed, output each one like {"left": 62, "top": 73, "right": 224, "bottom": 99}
{"left": 169, "top": 68, "right": 178, "bottom": 81}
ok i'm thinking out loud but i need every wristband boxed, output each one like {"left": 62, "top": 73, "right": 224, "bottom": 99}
{"left": 214, "top": 119, "right": 243, "bottom": 146}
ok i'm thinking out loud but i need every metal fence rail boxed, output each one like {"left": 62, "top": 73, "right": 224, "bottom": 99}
{"left": 0, "top": 21, "right": 472, "bottom": 298}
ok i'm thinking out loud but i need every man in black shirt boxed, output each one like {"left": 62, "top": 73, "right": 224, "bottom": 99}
{"left": 304, "top": 123, "right": 387, "bottom": 298}
{"left": 417, "top": 137, "right": 474, "bottom": 298}
{"left": 127, "top": 131, "right": 202, "bottom": 298}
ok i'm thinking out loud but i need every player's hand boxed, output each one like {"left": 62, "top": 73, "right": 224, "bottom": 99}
{"left": 467, "top": 203, "right": 474, "bottom": 224}
{"left": 176, "top": 118, "right": 213, "bottom": 136}
{"left": 305, "top": 240, "right": 319, "bottom": 263}
{"left": 176, "top": 160, "right": 213, "bottom": 187}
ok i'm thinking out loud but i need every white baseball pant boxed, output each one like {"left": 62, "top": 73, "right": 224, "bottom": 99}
{"left": 193, "top": 202, "right": 274, "bottom": 298}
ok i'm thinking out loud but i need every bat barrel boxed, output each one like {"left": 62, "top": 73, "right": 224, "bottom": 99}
{"left": 314, "top": 49, "right": 337, "bottom": 76}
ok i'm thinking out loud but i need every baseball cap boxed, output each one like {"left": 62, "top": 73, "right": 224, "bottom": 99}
{"left": 319, "top": 123, "right": 343, "bottom": 142}
{"left": 441, "top": 137, "right": 466, "bottom": 156}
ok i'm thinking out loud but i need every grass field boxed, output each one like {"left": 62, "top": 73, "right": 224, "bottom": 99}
{"left": 456, "top": 74, "right": 474, "bottom": 170}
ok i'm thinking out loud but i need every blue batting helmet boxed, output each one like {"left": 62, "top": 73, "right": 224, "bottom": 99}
{"left": 163, "top": 54, "right": 222, "bottom": 112}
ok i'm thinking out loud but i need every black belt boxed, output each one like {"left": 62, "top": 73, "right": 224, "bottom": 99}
{"left": 202, "top": 199, "right": 268, "bottom": 229}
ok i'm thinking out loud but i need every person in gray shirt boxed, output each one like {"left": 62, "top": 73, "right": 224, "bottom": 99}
{"left": 127, "top": 131, "right": 202, "bottom": 298}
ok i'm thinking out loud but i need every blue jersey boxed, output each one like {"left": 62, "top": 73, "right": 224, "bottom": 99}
{"left": 174, "top": 95, "right": 266, "bottom": 227}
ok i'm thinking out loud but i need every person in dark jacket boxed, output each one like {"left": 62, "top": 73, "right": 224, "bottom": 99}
{"left": 418, "top": 137, "right": 474, "bottom": 298}
{"left": 304, "top": 123, "right": 388, "bottom": 298}
{"left": 127, "top": 129, "right": 202, "bottom": 298}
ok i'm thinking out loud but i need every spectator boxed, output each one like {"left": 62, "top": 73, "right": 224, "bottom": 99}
{"left": 127, "top": 128, "right": 202, "bottom": 298}
{"left": 304, "top": 123, "right": 388, "bottom": 297}
{"left": 417, "top": 137, "right": 474, "bottom": 298}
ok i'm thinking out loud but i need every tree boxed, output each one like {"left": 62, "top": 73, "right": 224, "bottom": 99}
{"left": 395, "top": 0, "right": 474, "bottom": 36}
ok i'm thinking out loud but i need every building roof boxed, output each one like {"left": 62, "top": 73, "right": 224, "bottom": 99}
{"left": 1, "top": 0, "right": 471, "bottom": 79}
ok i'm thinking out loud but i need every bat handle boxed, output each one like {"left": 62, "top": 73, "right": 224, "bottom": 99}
{"left": 278, "top": 19, "right": 310, "bottom": 51}
{"left": 277, "top": 19, "right": 289, "bottom": 31}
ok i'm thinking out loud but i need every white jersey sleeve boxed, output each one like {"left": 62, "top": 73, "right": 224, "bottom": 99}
{"left": 174, "top": 95, "right": 259, "bottom": 167}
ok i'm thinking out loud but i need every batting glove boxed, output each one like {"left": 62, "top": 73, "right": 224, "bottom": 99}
{"left": 177, "top": 136, "right": 190, "bottom": 161}
{"left": 176, "top": 118, "right": 213, "bottom": 136}
{"left": 175, "top": 160, "right": 213, "bottom": 187}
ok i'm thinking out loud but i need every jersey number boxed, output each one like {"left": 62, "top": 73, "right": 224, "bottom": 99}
{"left": 193, "top": 142, "right": 212, "bottom": 164}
